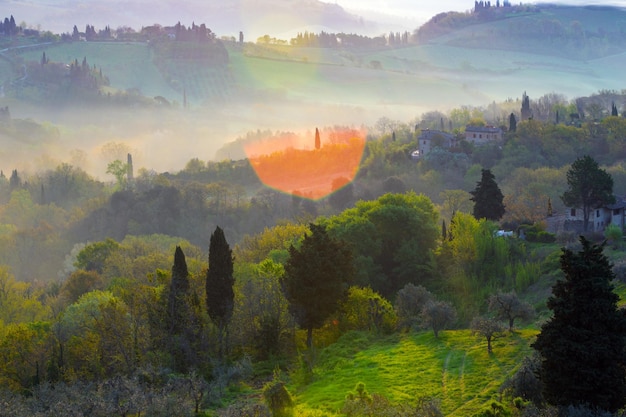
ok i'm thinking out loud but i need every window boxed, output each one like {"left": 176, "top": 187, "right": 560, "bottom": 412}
{"left": 571, "top": 208, "right": 576, "bottom": 216}
{"left": 614, "top": 209, "right": 620, "bottom": 215}
{"left": 597, "top": 210, "right": 600, "bottom": 217}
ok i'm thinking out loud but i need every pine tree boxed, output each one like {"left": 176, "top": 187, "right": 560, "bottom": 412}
{"left": 470, "top": 169, "right": 505, "bottom": 221}
{"left": 532, "top": 237, "right": 626, "bottom": 412}
{"left": 206, "top": 226, "right": 234, "bottom": 357}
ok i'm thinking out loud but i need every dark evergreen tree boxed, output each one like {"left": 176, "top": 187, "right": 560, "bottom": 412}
{"left": 206, "top": 225, "right": 235, "bottom": 357}
{"left": 532, "top": 237, "right": 626, "bottom": 412}
{"left": 612, "top": 101, "right": 619, "bottom": 117}
{"left": 166, "top": 246, "right": 193, "bottom": 372}
{"left": 509, "top": 113, "right": 516, "bottom": 132}
{"left": 521, "top": 92, "right": 532, "bottom": 120}
{"left": 470, "top": 169, "right": 505, "bottom": 221}
{"left": 561, "top": 155, "right": 614, "bottom": 232}
{"left": 282, "top": 223, "right": 355, "bottom": 348}
{"left": 314, "top": 127, "right": 321, "bottom": 150}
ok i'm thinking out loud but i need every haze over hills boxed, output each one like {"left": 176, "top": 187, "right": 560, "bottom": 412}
{"left": 3, "top": 2, "right": 626, "bottom": 178}
{"left": 8, "top": 0, "right": 379, "bottom": 40}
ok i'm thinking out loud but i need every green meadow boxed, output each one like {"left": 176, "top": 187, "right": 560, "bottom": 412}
{"left": 289, "top": 328, "right": 536, "bottom": 416}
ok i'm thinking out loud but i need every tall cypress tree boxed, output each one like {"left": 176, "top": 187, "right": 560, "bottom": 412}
{"left": 166, "top": 245, "right": 193, "bottom": 372}
{"left": 314, "top": 127, "right": 321, "bottom": 150}
{"left": 470, "top": 169, "right": 505, "bottom": 221}
{"left": 532, "top": 237, "right": 626, "bottom": 412}
{"left": 206, "top": 226, "right": 234, "bottom": 357}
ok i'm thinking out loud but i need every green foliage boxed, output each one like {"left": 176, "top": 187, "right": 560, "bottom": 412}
{"left": 231, "top": 258, "right": 291, "bottom": 360}
{"left": 339, "top": 287, "right": 397, "bottom": 334}
{"left": 321, "top": 192, "right": 439, "bottom": 298}
{"left": 561, "top": 155, "right": 615, "bottom": 232}
{"left": 262, "top": 369, "right": 294, "bottom": 417}
{"left": 532, "top": 237, "right": 626, "bottom": 412}
{"left": 472, "top": 400, "right": 510, "bottom": 417}
{"left": 74, "top": 238, "right": 120, "bottom": 273}
{"left": 604, "top": 224, "right": 622, "bottom": 248}
{"left": 395, "top": 284, "right": 435, "bottom": 332}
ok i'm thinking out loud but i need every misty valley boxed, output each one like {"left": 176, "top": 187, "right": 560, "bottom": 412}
{"left": 3, "top": 2, "right": 626, "bottom": 416}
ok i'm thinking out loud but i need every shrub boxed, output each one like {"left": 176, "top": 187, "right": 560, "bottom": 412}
{"left": 604, "top": 224, "right": 623, "bottom": 249}
{"left": 262, "top": 370, "right": 294, "bottom": 417}
{"left": 395, "top": 284, "right": 434, "bottom": 332}
{"left": 340, "top": 286, "right": 397, "bottom": 334}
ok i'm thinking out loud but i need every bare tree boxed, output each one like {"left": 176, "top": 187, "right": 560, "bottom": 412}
{"left": 471, "top": 316, "right": 505, "bottom": 353}
{"left": 488, "top": 291, "right": 534, "bottom": 332}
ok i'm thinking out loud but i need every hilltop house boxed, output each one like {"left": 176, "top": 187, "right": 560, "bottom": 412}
{"left": 413, "top": 129, "right": 457, "bottom": 159}
{"left": 546, "top": 197, "right": 626, "bottom": 234}
{"left": 464, "top": 125, "right": 503, "bottom": 145}
{"left": 413, "top": 125, "right": 503, "bottom": 159}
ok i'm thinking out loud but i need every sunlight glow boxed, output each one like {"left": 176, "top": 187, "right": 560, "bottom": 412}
{"left": 245, "top": 127, "right": 366, "bottom": 199}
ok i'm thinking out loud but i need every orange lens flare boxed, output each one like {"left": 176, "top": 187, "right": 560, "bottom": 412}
{"left": 245, "top": 128, "right": 366, "bottom": 200}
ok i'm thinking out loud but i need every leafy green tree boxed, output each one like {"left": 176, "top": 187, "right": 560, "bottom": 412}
{"left": 75, "top": 238, "right": 120, "bottom": 274}
{"left": 206, "top": 226, "right": 235, "bottom": 357}
{"left": 61, "top": 270, "right": 104, "bottom": 304}
{"left": 106, "top": 160, "right": 129, "bottom": 190}
{"left": 532, "top": 237, "right": 626, "bottom": 412}
{"left": 282, "top": 223, "right": 355, "bottom": 348}
{"left": 561, "top": 155, "right": 615, "bottom": 232}
{"left": 470, "top": 169, "right": 505, "bottom": 221}
{"left": 321, "top": 192, "right": 439, "bottom": 298}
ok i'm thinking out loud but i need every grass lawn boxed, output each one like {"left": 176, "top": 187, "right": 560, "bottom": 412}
{"left": 292, "top": 328, "right": 537, "bottom": 416}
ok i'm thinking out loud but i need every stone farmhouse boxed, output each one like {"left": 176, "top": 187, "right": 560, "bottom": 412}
{"left": 546, "top": 198, "right": 626, "bottom": 234}
{"left": 464, "top": 125, "right": 503, "bottom": 145}
{"left": 412, "top": 125, "right": 503, "bottom": 159}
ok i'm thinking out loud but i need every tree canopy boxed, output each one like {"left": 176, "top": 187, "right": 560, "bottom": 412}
{"left": 320, "top": 192, "right": 439, "bottom": 298}
{"left": 561, "top": 155, "right": 615, "bottom": 232}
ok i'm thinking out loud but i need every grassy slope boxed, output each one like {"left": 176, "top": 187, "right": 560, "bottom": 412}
{"left": 294, "top": 329, "right": 536, "bottom": 416}
{"left": 16, "top": 42, "right": 179, "bottom": 99}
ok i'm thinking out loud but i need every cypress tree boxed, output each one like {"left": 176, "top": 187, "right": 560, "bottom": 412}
{"left": 509, "top": 113, "right": 517, "bottom": 132}
{"left": 315, "top": 127, "right": 321, "bottom": 150}
{"left": 532, "top": 237, "right": 626, "bottom": 412}
{"left": 206, "top": 226, "right": 235, "bottom": 357}
{"left": 166, "top": 246, "right": 193, "bottom": 372}
{"left": 470, "top": 169, "right": 505, "bottom": 221}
